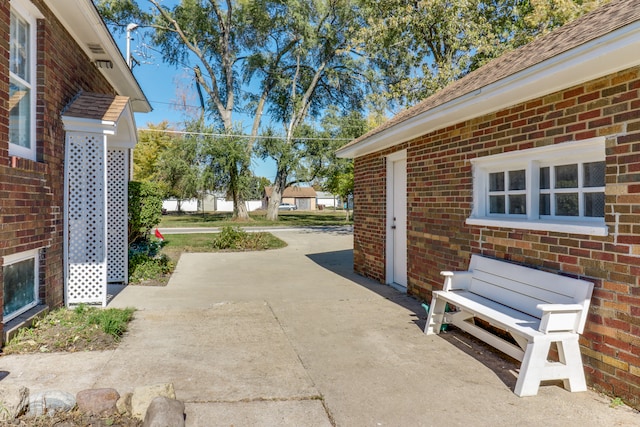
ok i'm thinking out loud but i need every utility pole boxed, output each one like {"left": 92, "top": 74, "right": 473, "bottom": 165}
{"left": 126, "top": 23, "right": 139, "bottom": 69}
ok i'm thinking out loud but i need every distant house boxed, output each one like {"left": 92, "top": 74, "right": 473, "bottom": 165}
{"left": 264, "top": 186, "right": 317, "bottom": 210}
{"left": 1, "top": 0, "right": 150, "bottom": 343}
{"left": 338, "top": 0, "right": 640, "bottom": 407}
{"left": 316, "top": 191, "right": 340, "bottom": 209}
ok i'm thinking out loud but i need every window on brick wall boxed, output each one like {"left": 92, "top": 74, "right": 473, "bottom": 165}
{"left": 9, "top": 1, "right": 40, "bottom": 161}
{"left": 467, "top": 137, "right": 608, "bottom": 236}
{"left": 3, "top": 249, "right": 39, "bottom": 322}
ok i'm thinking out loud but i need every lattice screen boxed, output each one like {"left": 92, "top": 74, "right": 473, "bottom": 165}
{"left": 107, "top": 149, "right": 128, "bottom": 283}
{"left": 66, "top": 132, "right": 107, "bottom": 306}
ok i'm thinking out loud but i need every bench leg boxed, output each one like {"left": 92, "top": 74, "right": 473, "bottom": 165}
{"left": 557, "top": 335, "right": 587, "bottom": 392}
{"left": 425, "top": 297, "right": 447, "bottom": 335}
{"left": 515, "top": 335, "right": 586, "bottom": 397}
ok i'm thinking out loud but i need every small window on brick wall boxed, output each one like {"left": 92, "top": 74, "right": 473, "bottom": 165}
{"left": 467, "top": 137, "right": 608, "bottom": 236}
{"left": 3, "top": 248, "right": 40, "bottom": 322}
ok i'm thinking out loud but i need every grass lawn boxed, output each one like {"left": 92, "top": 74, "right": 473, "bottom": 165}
{"left": 159, "top": 209, "right": 351, "bottom": 228}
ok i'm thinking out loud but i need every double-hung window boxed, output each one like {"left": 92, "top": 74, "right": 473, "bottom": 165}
{"left": 3, "top": 249, "right": 39, "bottom": 322}
{"left": 9, "top": 1, "right": 39, "bottom": 160}
{"left": 467, "top": 137, "right": 607, "bottom": 236}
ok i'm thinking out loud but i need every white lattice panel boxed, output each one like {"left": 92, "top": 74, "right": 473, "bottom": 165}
{"left": 107, "top": 149, "right": 128, "bottom": 283}
{"left": 65, "top": 132, "right": 107, "bottom": 306}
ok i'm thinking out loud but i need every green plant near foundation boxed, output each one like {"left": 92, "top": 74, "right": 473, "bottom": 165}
{"left": 3, "top": 305, "right": 135, "bottom": 354}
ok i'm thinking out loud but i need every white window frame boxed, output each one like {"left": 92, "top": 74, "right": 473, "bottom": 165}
{"left": 2, "top": 248, "right": 39, "bottom": 322}
{"left": 467, "top": 137, "right": 608, "bottom": 236}
{"left": 9, "top": 0, "right": 41, "bottom": 161}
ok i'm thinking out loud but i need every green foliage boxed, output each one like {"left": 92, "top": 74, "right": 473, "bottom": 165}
{"left": 86, "top": 307, "right": 136, "bottom": 339}
{"left": 210, "top": 226, "right": 285, "bottom": 250}
{"left": 128, "top": 181, "right": 164, "bottom": 244}
{"left": 129, "top": 239, "right": 174, "bottom": 283}
{"left": 4, "top": 306, "right": 135, "bottom": 354}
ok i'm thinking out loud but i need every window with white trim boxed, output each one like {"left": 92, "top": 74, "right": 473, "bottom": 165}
{"left": 3, "top": 249, "right": 39, "bottom": 322}
{"left": 9, "top": 1, "right": 39, "bottom": 160}
{"left": 467, "top": 137, "right": 608, "bottom": 236}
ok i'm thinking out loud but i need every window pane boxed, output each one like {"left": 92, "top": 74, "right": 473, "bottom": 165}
{"left": 555, "top": 164, "right": 578, "bottom": 188}
{"left": 585, "top": 192, "right": 605, "bottom": 217}
{"left": 556, "top": 193, "right": 579, "bottom": 216}
{"left": 540, "top": 167, "right": 550, "bottom": 190}
{"left": 10, "top": 11, "right": 30, "bottom": 81}
{"left": 539, "top": 194, "right": 550, "bottom": 215}
{"left": 555, "top": 165, "right": 578, "bottom": 188}
{"left": 509, "top": 195, "right": 526, "bottom": 215}
{"left": 9, "top": 79, "right": 31, "bottom": 149}
{"left": 509, "top": 170, "right": 526, "bottom": 191}
{"left": 490, "top": 195, "right": 505, "bottom": 213}
{"left": 584, "top": 161, "right": 605, "bottom": 188}
{"left": 489, "top": 172, "right": 504, "bottom": 192}
{"left": 3, "top": 257, "right": 36, "bottom": 317}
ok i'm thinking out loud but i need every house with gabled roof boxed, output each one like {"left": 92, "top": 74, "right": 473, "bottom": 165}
{"left": 1, "top": 0, "right": 150, "bottom": 342}
{"left": 264, "top": 186, "right": 318, "bottom": 210}
{"left": 338, "top": 0, "right": 640, "bottom": 406}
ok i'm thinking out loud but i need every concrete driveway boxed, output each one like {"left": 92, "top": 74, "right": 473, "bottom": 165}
{"left": 1, "top": 228, "right": 638, "bottom": 426}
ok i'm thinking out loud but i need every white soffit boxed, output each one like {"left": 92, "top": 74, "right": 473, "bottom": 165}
{"left": 43, "top": 0, "right": 151, "bottom": 113}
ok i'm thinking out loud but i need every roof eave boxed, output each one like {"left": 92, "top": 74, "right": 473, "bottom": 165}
{"left": 337, "top": 22, "right": 640, "bottom": 159}
{"left": 44, "top": 0, "right": 151, "bottom": 113}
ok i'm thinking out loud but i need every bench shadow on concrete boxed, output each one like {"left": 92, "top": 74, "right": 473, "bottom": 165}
{"left": 306, "top": 248, "right": 522, "bottom": 393}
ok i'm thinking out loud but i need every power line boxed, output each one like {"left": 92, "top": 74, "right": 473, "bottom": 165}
{"left": 138, "top": 128, "right": 353, "bottom": 142}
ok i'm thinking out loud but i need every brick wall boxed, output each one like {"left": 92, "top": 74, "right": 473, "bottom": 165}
{"left": 353, "top": 65, "right": 640, "bottom": 407}
{"left": 0, "top": 1, "right": 116, "bottom": 340}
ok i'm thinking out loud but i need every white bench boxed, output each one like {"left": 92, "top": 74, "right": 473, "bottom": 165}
{"left": 425, "top": 254, "right": 594, "bottom": 396}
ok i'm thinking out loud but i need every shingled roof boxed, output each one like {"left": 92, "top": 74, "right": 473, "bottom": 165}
{"left": 338, "top": 0, "right": 640, "bottom": 157}
{"left": 62, "top": 92, "right": 130, "bottom": 122}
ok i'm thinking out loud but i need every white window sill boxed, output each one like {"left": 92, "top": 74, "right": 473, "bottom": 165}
{"left": 466, "top": 217, "right": 608, "bottom": 236}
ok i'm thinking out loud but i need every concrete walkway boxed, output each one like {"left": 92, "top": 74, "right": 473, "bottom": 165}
{"left": 1, "top": 228, "right": 638, "bottom": 426}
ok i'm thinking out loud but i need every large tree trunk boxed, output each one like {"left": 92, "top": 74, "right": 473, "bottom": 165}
{"left": 266, "top": 168, "right": 287, "bottom": 221}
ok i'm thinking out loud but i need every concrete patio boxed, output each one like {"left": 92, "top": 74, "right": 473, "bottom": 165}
{"left": 0, "top": 228, "right": 638, "bottom": 426}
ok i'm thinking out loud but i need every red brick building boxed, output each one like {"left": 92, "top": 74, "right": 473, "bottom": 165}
{"left": 1, "top": 0, "right": 149, "bottom": 342}
{"left": 338, "top": 0, "right": 640, "bottom": 407}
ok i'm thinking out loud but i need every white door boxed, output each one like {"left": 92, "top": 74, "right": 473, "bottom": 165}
{"left": 387, "top": 153, "right": 407, "bottom": 289}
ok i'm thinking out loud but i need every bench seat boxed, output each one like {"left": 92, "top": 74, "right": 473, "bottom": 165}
{"left": 425, "top": 255, "right": 594, "bottom": 397}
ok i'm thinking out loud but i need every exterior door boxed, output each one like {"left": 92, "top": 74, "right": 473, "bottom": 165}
{"left": 386, "top": 152, "right": 407, "bottom": 290}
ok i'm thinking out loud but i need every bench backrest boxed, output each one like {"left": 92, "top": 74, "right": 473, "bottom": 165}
{"left": 467, "top": 255, "right": 594, "bottom": 331}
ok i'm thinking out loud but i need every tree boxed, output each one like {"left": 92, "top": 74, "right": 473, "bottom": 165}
{"left": 133, "top": 121, "right": 177, "bottom": 182}
{"left": 357, "top": 0, "right": 611, "bottom": 114}
{"left": 256, "top": 0, "right": 365, "bottom": 221}
{"left": 96, "top": 0, "right": 292, "bottom": 220}
{"left": 154, "top": 133, "right": 201, "bottom": 211}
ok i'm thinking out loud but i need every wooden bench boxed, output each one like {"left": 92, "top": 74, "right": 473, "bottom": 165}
{"left": 425, "top": 254, "right": 594, "bottom": 396}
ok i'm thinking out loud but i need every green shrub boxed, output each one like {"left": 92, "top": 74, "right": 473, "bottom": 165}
{"left": 128, "top": 181, "right": 164, "bottom": 244}
{"left": 129, "top": 252, "right": 173, "bottom": 283}
{"left": 211, "top": 226, "right": 284, "bottom": 251}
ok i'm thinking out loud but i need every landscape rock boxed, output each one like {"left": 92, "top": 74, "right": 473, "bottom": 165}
{"left": 117, "top": 391, "right": 133, "bottom": 415}
{"left": 142, "top": 396, "right": 185, "bottom": 427}
{"left": 76, "top": 388, "right": 120, "bottom": 415}
{"left": 0, "top": 385, "right": 29, "bottom": 420}
{"left": 27, "top": 390, "right": 75, "bottom": 418}
{"left": 131, "top": 383, "right": 176, "bottom": 420}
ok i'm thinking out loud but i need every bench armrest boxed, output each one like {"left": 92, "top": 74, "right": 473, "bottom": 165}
{"left": 537, "top": 303, "right": 584, "bottom": 333}
{"left": 440, "top": 271, "right": 473, "bottom": 291}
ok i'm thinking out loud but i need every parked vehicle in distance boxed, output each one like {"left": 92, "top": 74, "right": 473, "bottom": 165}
{"left": 278, "top": 203, "right": 297, "bottom": 211}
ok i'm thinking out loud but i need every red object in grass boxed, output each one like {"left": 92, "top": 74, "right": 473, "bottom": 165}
{"left": 155, "top": 228, "right": 164, "bottom": 240}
